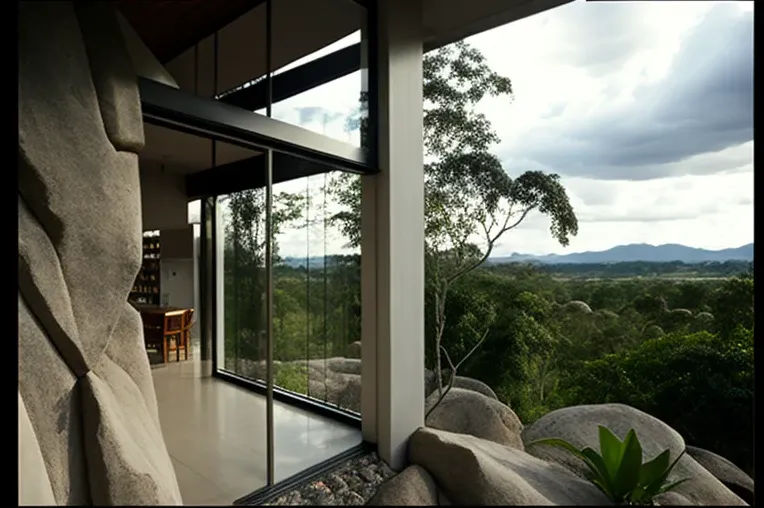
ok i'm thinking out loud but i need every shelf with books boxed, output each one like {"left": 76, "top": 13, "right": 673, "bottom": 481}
{"left": 130, "top": 231, "right": 162, "bottom": 305}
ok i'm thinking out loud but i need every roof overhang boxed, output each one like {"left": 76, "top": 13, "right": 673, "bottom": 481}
{"left": 423, "top": 0, "right": 573, "bottom": 50}
{"left": 122, "top": 0, "right": 572, "bottom": 98}
{"left": 123, "top": 0, "right": 573, "bottom": 194}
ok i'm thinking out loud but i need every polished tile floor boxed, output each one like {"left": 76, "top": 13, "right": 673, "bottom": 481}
{"left": 152, "top": 345, "right": 362, "bottom": 506}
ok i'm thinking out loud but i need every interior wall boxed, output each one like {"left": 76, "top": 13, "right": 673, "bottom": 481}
{"left": 160, "top": 226, "right": 194, "bottom": 258}
{"left": 159, "top": 226, "right": 197, "bottom": 336}
{"left": 140, "top": 162, "right": 188, "bottom": 230}
{"left": 161, "top": 259, "right": 195, "bottom": 309}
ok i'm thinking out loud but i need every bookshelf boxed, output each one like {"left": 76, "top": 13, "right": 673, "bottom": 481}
{"left": 129, "top": 231, "right": 161, "bottom": 305}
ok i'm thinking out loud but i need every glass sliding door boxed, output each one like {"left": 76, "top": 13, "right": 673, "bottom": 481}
{"left": 203, "top": 0, "right": 373, "bottom": 493}
{"left": 215, "top": 180, "right": 274, "bottom": 488}
{"left": 270, "top": 170, "right": 362, "bottom": 415}
{"left": 218, "top": 188, "right": 269, "bottom": 380}
{"left": 217, "top": 169, "right": 363, "bottom": 418}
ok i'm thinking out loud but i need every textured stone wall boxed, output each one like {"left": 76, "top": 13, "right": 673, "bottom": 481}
{"left": 18, "top": 2, "right": 181, "bottom": 505}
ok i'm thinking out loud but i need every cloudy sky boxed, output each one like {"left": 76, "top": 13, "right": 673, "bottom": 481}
{"left": 231, "top": 0, "right": 754, "bottom": 258}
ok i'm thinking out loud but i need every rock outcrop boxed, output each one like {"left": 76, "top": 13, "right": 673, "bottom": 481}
{"left": 686, "top": 446, "right": 754, "bottom": 505}
{"left": 432, "top": 376, "right": 499, "bottom": 400}
{"left": 425, "top": 388, "right": 523, "bottom": 449}
{"left": 345, "top": 341, "right": 362, "bottom": 359}
{"left": 522, "top": 404, "right": 747, "bottom": 506}
{"left": 406, "top": 428, "right": 611, "bottom": 506}
{"left": 230, "top": 355, "right": 500, "bottom": 418}
{"left": 368, "top": 401, "right": 751, "bottom": 506}
{"left": 366, "top": 465, "right": 440, "bottom": 506}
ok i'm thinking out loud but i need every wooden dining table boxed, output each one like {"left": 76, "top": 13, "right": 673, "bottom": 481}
{"left": 132, "top": 304, "right": 193, "bottom": 363}
{"left": 131, "top": 304, "right": 187, "bottom": 318}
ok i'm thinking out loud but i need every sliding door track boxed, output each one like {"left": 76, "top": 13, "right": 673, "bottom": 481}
{"left": 233, "top": 441, "right": 374, "bottom": 505}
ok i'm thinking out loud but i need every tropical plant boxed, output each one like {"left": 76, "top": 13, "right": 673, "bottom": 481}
{"left": 529, "top": 425, "right": 687, "bottom": 505}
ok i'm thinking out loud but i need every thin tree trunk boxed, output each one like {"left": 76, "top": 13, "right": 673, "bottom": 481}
{"left": 434, "top": 284, "right": 449, "bottom": 396}
{"left": 538, "top": 357, "right": 548, "bottom": 404}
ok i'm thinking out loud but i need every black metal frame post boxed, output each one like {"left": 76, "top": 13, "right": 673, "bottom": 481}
{"left": 264, "top": 0, "right": 275, "bottom": 488}
{"left": 139, "top": 79, "right": 370, "bottom": 173}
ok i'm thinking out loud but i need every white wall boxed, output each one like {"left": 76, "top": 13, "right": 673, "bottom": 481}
{"left": 159, "top": 225, "right": 199, "bottom": 340}
{"left": 161, "top": 259, "right": 195, "bottom": 309}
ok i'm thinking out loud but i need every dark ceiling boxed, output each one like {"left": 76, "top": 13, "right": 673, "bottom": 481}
{"left": 117, "top": 0, "right": 262, "bottom": 64}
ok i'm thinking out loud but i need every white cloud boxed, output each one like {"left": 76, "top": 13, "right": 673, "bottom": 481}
{"left": 254, "top": 0, "right": 754, "bottom": 258}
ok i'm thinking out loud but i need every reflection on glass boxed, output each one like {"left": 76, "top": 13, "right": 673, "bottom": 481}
{"left": 266, "top": 0, "right": 367, "bottom": 148}
{"left": 188, "top": 199, "right": 201, "bottom": 224}
{"left": 270, "top": 68, "right": 364, "bottom": 148}
{"left": 272, "top": 171, "right": 362, "bottom": 415}
{"left": 219, "top": 189, "right": 268, "bottom": 382}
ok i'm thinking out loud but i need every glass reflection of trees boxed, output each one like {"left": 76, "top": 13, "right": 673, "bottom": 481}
{"left": 221, "top": 189, "right": 267, "bottom": 378}
{"left": 221, "top": 173, "right": 362, "bottom": 415}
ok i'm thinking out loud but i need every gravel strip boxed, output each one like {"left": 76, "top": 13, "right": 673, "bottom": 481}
{"left": 263, "top": 452, "right": 396, "bottom": 506}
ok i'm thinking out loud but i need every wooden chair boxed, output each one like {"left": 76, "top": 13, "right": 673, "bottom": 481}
{"left": 142, "top": 313, "right": 167, "bottom": 364}
{"left": 180, "top": 308, "right": 195, "bottom": 359}
{"left": 165, "top": 311, "right": 186, "bottom": 362}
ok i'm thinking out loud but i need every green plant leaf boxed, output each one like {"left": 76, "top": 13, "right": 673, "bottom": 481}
{"left": 642, "top": 450, "right": 687, "bottom": 498}
{"left": 638, "top": 449, "right": 671, "bottom": 486}
{"left": 613, "top": 429, "right": 643, "bottom": 498}
{"left": 658, "top": 478, "right": 689, "bottom": 493}
{"left": 628, "top": 486, "right": 649, "bottom": 505}
{"left": 581, "top": 447, "right": 611, "bottom": 480}
{"left": 598, "top": 425, "right": 626, "bottom": 480}
{"left": 528, "top": 432, "right": 688, "bottom": 506}
{"left": 527, "top": 437, "right": 588, "bottom": 461}
{"left": 581, "top": 447, "right": 617, "bottom": 500}
{"left": 591, "top": 477, "right": 617, "bottom": 501}
{"left": 528, "top": 438, "right": 616, "bottom": 498}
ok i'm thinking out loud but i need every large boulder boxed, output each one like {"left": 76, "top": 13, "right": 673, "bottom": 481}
{"left": 366, "top": 465, "right": 439, "bottom": 506}
{"left": 686, "top": 446, "right": 754, "bottom": 505}
{"left": 453, "top": 377, "right": 498, "bottom": 400}
{"left": 425, "top": 388, "right": 523, "bottom": 449}
{"left": 345, "top": 341, "right": 362, "bottom": 359}
{"left": 654, "top": 491, "right": 695, "bottom": 506}
{"left": 565, "top": 300, "right": 593, "bottom": 314}
{"left": 409, "top": 427, "right": 610, "bottom": 505}
{"left": 424, "top": 369, "right": 438, "bottom": 397}
{"left": 302, "top": 364, "right": 362, "bottom": 414}
{"left": 334, "top": 375, "right": 362, "bottom": 412}
{"left": 522, "top": 404, "right": 747, "bottom": 506}
{"left": 328, "top": 357, "right": 363, "bottom": 375}
{"left": 424, "top": 374, "right": 498, "bottom": 401}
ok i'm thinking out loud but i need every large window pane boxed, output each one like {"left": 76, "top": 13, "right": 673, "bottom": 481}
{"left": 270, "top": 0, "right": 367, "bottom": 149}
{"left": 220, "top": 0, "right": 369, "bottom": 151}
{"left": 219, "top": 189, "right": 268, "bottom": 381}
{"left": 159, "top": 0, "right": 371, "bottom": 170}
{"left": 272, "top": 170, "right": 362, "bottom": 415}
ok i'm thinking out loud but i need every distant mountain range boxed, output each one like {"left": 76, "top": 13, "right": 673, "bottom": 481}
{"left": 281, "top": 243, "right": 753, "bottom": 268}
{"left": 490, "top": 243, "right": 754, "bottom": 265}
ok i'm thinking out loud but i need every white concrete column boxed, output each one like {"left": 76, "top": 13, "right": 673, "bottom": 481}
{"left": 361, "top": 0, "right": 425, "bottom": 471}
